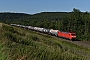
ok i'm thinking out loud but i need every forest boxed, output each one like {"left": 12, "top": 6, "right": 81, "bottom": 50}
{"left": 0, "top": 8, "right": 90, "bottom": 41}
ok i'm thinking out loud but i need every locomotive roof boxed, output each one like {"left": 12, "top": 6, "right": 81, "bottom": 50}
{"left": 59, "top": 31, "right": 75, "bottom": 34}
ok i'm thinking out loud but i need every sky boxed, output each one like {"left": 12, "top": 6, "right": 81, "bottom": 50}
{"left": 0, "top": 0, "right": 90, "bottom": 14}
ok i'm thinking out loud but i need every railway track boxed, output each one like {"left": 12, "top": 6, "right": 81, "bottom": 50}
{"left": 54, "top": 36, "right": 90, "bottom": 48}
{"left": 71, "top": 40, "right": 90, "bottom": 48}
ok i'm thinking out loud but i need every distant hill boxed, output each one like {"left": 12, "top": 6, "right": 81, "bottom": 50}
{"left": 32, "top": 12, "right": 70, "bottom": 20}
{"left": 0, "top": 12, "right": 31, "bottom": 24}
{"left": 0, "top": 12, "right": 70, "bottom": 24}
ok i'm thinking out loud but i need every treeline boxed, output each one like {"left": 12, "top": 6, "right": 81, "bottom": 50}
{"left": 0, "top": 12, "right": 69, "bottom": 24}
{"left": 0, "top": 8, "right": 90, "bottom": 41}
{"left": 61, "top": 8, "right": 90, "bottom": 41}
{"left": 0, "top": 12, "right": 30, "bottom": 24}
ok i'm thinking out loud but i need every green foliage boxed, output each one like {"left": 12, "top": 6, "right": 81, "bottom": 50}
{"left": 0, "top": 43, "right": 7, "bottom": 60}
{"left": 0, "top": 23, "right": 90, "bottom": 60}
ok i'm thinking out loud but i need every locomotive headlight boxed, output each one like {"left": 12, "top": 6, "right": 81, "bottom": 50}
{"left": 72, "top": 36, "right": 76, "bottom": 37}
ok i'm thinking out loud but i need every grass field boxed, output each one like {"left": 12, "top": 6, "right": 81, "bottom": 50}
{"left": 0, "top": 23, "right": 90, "bottom": 60}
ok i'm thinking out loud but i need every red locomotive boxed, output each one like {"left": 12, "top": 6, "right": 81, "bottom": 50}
{"left": 58, "top": 31, "right": 76, "bottom": 40}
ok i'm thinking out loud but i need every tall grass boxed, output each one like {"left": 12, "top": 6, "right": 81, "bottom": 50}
{"left": 0, "top": 23, "right": 89, "bottom": 60}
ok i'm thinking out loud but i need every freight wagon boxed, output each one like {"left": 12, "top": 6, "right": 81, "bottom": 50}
{"left": 28, "top": 26, "right": 34, "bottom": 30}
{"left": 43, "top": 28, "right": 50, "bottom": 33}
{"left": 37, "top": 28, "right": 44, "bottom": 32}
{"left": 49, "top": 29, "right": 59, "bottom": 36}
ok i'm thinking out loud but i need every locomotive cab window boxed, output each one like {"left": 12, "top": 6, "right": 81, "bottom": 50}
{"left": 71, "top": 34, "right": 76, "bottom": 36}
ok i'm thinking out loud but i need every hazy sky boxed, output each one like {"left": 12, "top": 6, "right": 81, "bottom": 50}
{"left": 0, "top": 0, "right": 89, "bottom": 14}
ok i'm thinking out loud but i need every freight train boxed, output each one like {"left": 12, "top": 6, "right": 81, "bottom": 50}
{"left": 11, "top": 24, "right": 76, "bottom": 40}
